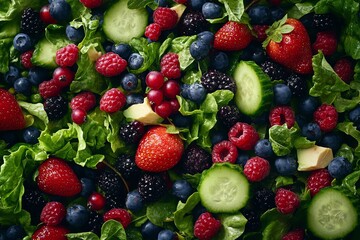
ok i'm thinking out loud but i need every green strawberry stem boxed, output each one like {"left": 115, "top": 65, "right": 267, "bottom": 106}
{"left": 262, "top": 14, "right": 295, "bottom": 48}
{"left": 102, "top": 160, "right": 130, "bottom": 193}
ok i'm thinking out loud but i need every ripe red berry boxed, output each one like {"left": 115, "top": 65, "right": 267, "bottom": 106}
{"left": 162, "top": 80, "right": 180, "bottom": 99}
{"left": 52, "top": 67, "right": 75, "bottom": 88}
{"left": 312, "top": 31, "right": 338, "bottom": 56}
{"left": 71, "top": 109, "right": 87, "bottom": 125}
{"left": 40, "top": 201, "right": 66, "bottom": 226}
{"left": 160, "top": 53, "right": 181, "bottom": 79}
{"left": 146, "top": 71, "right": 165, "bottom": 89}
{"left": 70, "top": 91, "right": 97, "bottom": 112}
{"left": 20, "top": 50, "right": 34, "bottom": 69}
{"left": 306, "top": 168, "right": 333, "bottom": 197}
{"left": 243, "top": 156, "right": 270, "bottom": 182}
{"left": 212, "top": 140, "right": 238, "bottom": 163}
{"left": 282, "top": 228, "right": 305, "bottom": 240}
{"left": 56, "top": 44, "right": 79, "bottom": 67}
{"left": 32, "top": 225, "right": 69, "bottom": 240}
{"left": 169, "top": 98, "right": 180, "bottom": 113}
{"left": 174, "top": 0, "right": 187, "bottom": 3}
{"left": 40, "top": 5, "right": 57, "bottom": 24}
{"left": 275, "top": 188, "right": 300, "bottom": 214}
{"left": 153, "top": 7, "right": 178, "bottom": 30}
{"left": 194, "top": 212, "right": 221, "bottom": 240}
{"left": 155, "top": 101, "right": 173, "bottom": 118}
{"left": 95, "top": 52, "right": 127, "bottom": 77}
{"left": 269, "top": 106, "right": 295, "bottom": 129}
{"left": 147, "top": 89, "right": 164, "bottom": 106}
{"left": 79, "top": 0, "right": 102, "bottom": 8}
{"left": 145, "top": 23, "right": 162, "bottom": 41}
{"left": 39, "top": 80, "right": 62, "bottom": 99}
{"left": 333, "top": 57, "right": 354, "bottom": 83}
{"left": 100, "top": 88, "right": 126, "bottom": 113}
{"left": 103, "top": 208, "right": 132, "bottom": 229}
{"left": 88, "top": 192, "right": 106, "bottom": 211}
{"left": 253, "top": 25, "right": 269, "bottom": 42}
{"left": 228, "top": 122, "right": 259, "bottom": 151}
{"left": 313, "top": 104, "right": 338, "bottom": 132}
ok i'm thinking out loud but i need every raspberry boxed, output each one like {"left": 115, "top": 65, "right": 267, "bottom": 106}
{"left": 333, "top": 57, "right": 354, "bottom": 83}
{"left": 20, "top": 50, "right": 33, "bottom": 69}
{"left": 153, "top": 7, "right": 178, "bottom": 30}
{"left": 306, "top": 168, "right": 333, "bottom": 197}
{"left": 243, "top": 156, "right": 270, "bottom": 182}
{"left": 313, "top": 104, "right": 338, "bottom": 132}
{"left": 79, "top": 0, "right": 102, "bottom": 8}
{"left": 193, "top": 212, "right": 221, "bottom": 240}
{"left": 99, "top": 88, "right": 126, "bottom": 113}
{"left": 282, "top": 228, "right": 305, "bottom": 240}
{"left": 70, "top": 91, "right": 96, "bottom": 112}
{"left": 40, "top": 201, "right": 66, "bottom": 226}
{"left": 312, "top": 31, "right": 337, "bottom": 56}
{"left": 160, "top": 53, "right": 181, "bottom": 79}
{"left": 145, "top": 23, "right": 162, "bottom": 41}
{"left": 228, "top": 122, "right": 259, "bottom": 151}
{"left": 275, "top": 188, "right": 300, "bottom": 214}
{"left": 212, "top": 140, "right": 238, "bottom": 163}
{"left": 95, "top": 52, "right": 127, "bottom": 77}
{"left": 39, "top": 80, "right": 62, "bottom": 99}
{"left": 103, "top": 208, "right": 132, "bottom": 229}
{"left": 56, "top": 44, "right": 79, "bottom": 67}
{"left": 253, "top": 25, "right": 269, "bottom": 42}
{"left": 32, "top": 225, "right": 69, "bottom": 240}
{"left": 269, "top": 106, "right": 295, "bottom": 129}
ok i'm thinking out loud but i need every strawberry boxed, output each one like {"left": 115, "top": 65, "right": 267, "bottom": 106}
{"left": 264, "top": 17, "right": 313, "bottom": 75}
{"left": 0, "top": 88, "right": 26, "bottom": 131}
{"left": 213, "top": 21, "right": 252, "bottom": 51}
{"left": 135, "top": 126, "right": 184, "bottom": 172}
{"left": 36, "top": 157, "right": 82, "bottom": 197}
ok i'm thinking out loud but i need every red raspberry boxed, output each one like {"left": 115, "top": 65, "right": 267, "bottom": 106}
{"left": 20, "top": 50, "right": 34, "bottom": 69}
{"left": 70, "top": 91, "right": 96, "bottom": 112}
{"left": 95, "top": 52, "right": 127, "bottom": 77}
{"left": 39, "top": 80, "right": 62, "bottom": 99}
{"left": 333, "top": 57, "right": 354, "bottom": 83}
{"left": 194, "top": 212, "right": 221, "bottom": 240}
{"left": 40, "top": 201, "right": 66, "bottom": 226}
{"left": 228, "top": 122, "right": 259, "bottom": 151}
{"left": 306, "top": 168, "right": 333, "bottom": 197}
{"left": 56, "top": 44, "right": 79, "bottom": 67}
{"left": 312, "top": 31, "right": 337, "bottom": 56}
{"left": 275, "top": 188, "right": 300, "bottom": 214}
{"left": 160, "top": 52, "right": 181, "bottom": 79}
{"left": 212, "top": 140, "right": 238, "bottom": 163}
{"left": 269, "top": 106, "right": 295, "bottom": 129}
{"left": 282, "top": 228, "right": 305, "bottom": 240}
{"left": 243, "top": 156, "right": 270, "bottom": 182}
{"left": 100, "top": 88, "right": 126, "bottom": 113}
{"left": 253, "top": 25, "right": 269, "bottom": 42}
{"left": 313, "top": 104, "right": 338, "bottom": 132}
{"left": 145, "top": 23, "right": 162, "bottom": 41}
{"left": 32, "top": 225, "right": 69, "bottom": 240}
{"left": 103, "top": 208, "right": 132, "bottom": 229}
{"left": 79, "top": 0, "right": 102, "bottom": 8}
{"left": 153, "top": 7, "right": 178, "bottom": 30}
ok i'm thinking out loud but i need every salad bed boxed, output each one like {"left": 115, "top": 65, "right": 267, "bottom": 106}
{"left": 1, "top": 0, "right": 360, "bottom": 239}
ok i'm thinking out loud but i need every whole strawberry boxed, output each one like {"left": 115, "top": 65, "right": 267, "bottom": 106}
{"left": 32, "top": 225, "right": 69, "bottom": 240}
{"left": 36, "top": 158, "right": 82, "bottom": 197}
{"left": 135, "top": 126, "right": 184, "bottom": 172}
{"left": 214, "top": 21, "right": 252, "bottom": 51}
{"left": 194, "top": 212, "right": 221, "bottom": 240}
{"left": 0, "top": 88, "right": 26, "bottom": 131}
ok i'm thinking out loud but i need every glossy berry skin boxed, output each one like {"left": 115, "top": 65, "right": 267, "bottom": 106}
{"left": 146, "top": 71, "right": 165, "bottom": 89}
{"left": 28, "top": 67, "right": 50, "bottom": 86}
{"left": 158, "top": 229, "right": 176, "bottom": 240}
{"left": 202, "top": 2, "right": 222, "bottom": 19}
{"left": 40, "top": 5, "right": 57, "bottom": 24}
{"left": 190, "top": 39, "right": 211, "bottom": 60}
{"left": 319, "top": 132, "right": 342, "bottom": 153}
{"left": 313, "top": 104, "right": 338, "bottom": 132}
{"left": 327, "top": 157, "right": 352, "bottom": 179}
{"left": 95, "top": 52, "right": 127, "bottom": 77}
{"left": 111, "top": 43, "right": 132, "bottom": 59}
{"left": 40, "top": 201, "right": 66, "bottom": 226}
{"left": 66, "top": 204, "right": 90, "bottom": 230}
{"left": 254, "top": 139, "right": 274, "bottom": 159}
{"left": 274, "top": 156, "right": 297, "bottom": 176}
{"left": 99, "top": 88, "right": 126, "bottom": 113}
{"left": 0, "top": 89, "right": 26, "bottom": 131}
{"left": 31, "top": 225, "right": 69, "bottom": 240}
{"left": 141, "top": 220, "right": 162, "bottom": 240}
{"left": 128, "top": 53, "right": 144, "bottom": 70}
{"left": 248, "top": 5, "right": 272, "bottom": 25}
{"left": 80, "top": 177, "right": 95, "bottom": 197}
{"left": 162, "top": 80, "right": 180, "bottom": 99}
{"left": 212, "top": 140, "right": 238, "bottom": 163}
{"left": 194, "top": 212, "right": 221, "bottom": 240}
{"left": 120, "top": 73, "right": 138, "bottom": 91}
{"left": 275, "top": 188, "right": 300, "bottom": 214}
{"left": 52, "top": 67, "right": 75, "bottom": 88}
{"left": 103, "top": 208, "right": 132, "bottom": 229}
{"left": 55, "top": 44, "right": 79, "bottom": 67}
{"left": 65, "top": 25, "right": 85, "bottom": 43}
{"left": 301, "top": 122, "right": 322, "bottom": 141}
{"left": 172, "top": 179, "right": 193, "bottom": 202}
{"left": 306, "top": 169, "right": 333, "bottom": 197}
{"left": 88, "top": 192, "right": 106, "bottom": 211}
{"left": 147, "top": 89, "right": 164, "bottom": 106}
{"left": 214, "top": 21, "right": 252, "bottom": 51}
{"left": 80, "top": 0, "right": 102, "bottom": 8}
{"left": 126, "top": 93, "right": 144, "bottom": 106}
{"left": 14, "top": 77, "right": 32, "bottom": 96}
{"left": 125, "top": 190, "right": 144, "bottom": 212}
{"left": 23, "top": 126, "right": 41, "bottom": 144}
{"left": 298, "top": 96, "right": 320, "bottom": 118}
{"left": 312, "top": 31, "right": 337, "bottom": 56}
{"left": 211, "top": 51, "right": 229, "bottom": 71}
{"left": 145, "top": 23, "right": 162, "bottom": 41}
{"left": 228, "top": 122, "right": 259, "bottom": 151}
{"left": 155, "top": 101, "right": 173, "bottom": 118}
{"left": 5, "top": 225, "right": 25, "bottom": 240}
{"left": 160, "top": 53, "right": 181, "bottom": 79}
{"left": 349, "top": 106, "right": 360, "bottom": 124}
{"left": 4, "top": 65, "right": 20, "bottom": 85}
{"left": 49, "top": 0, "right": 72, "bottom": 22}
{"left": 13, "top": 33, "right": 32, "bottom": 52}
{"left": 269, "top": 106, "right": 295, "bottom": 129}
{"left": 197, "top": 31, "right": 214, "bottom": 45}
{"left": 273, "top": 83, "right": 292, "bottom": 105}
{"left": 243, "top": 156, "right": 271, "bottom": 182}
{"left": 153, "top": 7, "right": 178, "bottom": 30}
{"left": 70, "top": 91, "right": 97, "bottom": 112}
{"left": 189, "top": 0, "right": 206, "bottom": 11}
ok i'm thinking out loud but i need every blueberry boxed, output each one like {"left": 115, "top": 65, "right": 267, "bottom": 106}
{"left": 171, "top": 113, "right": 192, "bottom": 128}
{"left": 66, "top": 25, "right": 85, "bottom": 43}
{"left": 154, "top": 0, "right": 168, "bottom": 7}
{"left": 49, "top": 0, "right": 72, "bottom": 22}
{"left": 301, "top": 122, "right": 322, "bottom": 141}
{"left": 126, "top": 190, "right": 144, "bottom": 212}
{"left": 189, "top": 40, "right": 210, "bottom": 61}
{"left": 66, "top": 204, "right": 90, "bottom": 230}
{"left": 192, "top": 203, "right": 207, "bottom": 220}
{"left": 120, "top": 73, "right": 138, "bottom": 91}
{"left": 189, "top": 0, "right": 206, "bottom": 11}
{"left": 6, "top": 225, "right": 25, "bottom": 240}
{"left": 349, "top": 106, "right": 360, "bottom": 124}
{"left": 4, "top": 65, "right": 20, "bottom": 85}
{"left": 197, "top": 31, "right": 214, "bottom": 45}
{"left": 298, "top": 96, "right": 320, "bottom": 119}
{"left": 202, "top": 2, "right": 222, "bottom": 19}
{"left": 296, "top": 114, "right": 308, "bottom": 129}
{"left": 187, "top": 83, "right": 207, "bottom": 104}
{"left": 251, "top": 47, "right": 267, "bottom": 64}
{"left": 103, "top": 41, "right": 114, "bottom": 53}
{"left": 180, "top": 83, "right": 191, "bottom": 99}
{"left": 274, "top": 156, "right": 297, "bottom": 176}
{"left": 210, "top": 129, "right": 227, "bottom": 145}
{"left": 273, "top": 83, "right": 292, "bottom": 105}
{"left": 23, "top": 126, "right": 41, "bottom": 144}
{"left": 13, "top": 33, "right": 32, "bottom": 52}
{"left": 172, "top": 179, "right": 193, "bottom": 202}
{"left": 211, "top": 52, "right": 229, "bottom": 71}
{"left": 28, "top": 67, "right": 51, "bottom": 86}
{"left": 248, "top": 5, "right": 272, "bottom": 25}
{"left": 80, "top": 178, "right": 95, "bottom": 197}
{"left": 271, "top": 7, "right": 286, "bottom": 22}
{"left": 128, "top": 53, "right": 144, "bottom": 70}
{"left": 141, "top": 220, "right": 162, "bottom": 240}
{"left": 0, "top": 231, "right": 6, "bottom": 240}
{"left": 328, "top": 156, "right": 352, "bottom": 179}
{"left": 236, "top": 152, "right": 249, "bottom": 167}
{"left": 319, "top": 132, "right": 342, "bottom": 153}
{"left": 126, "top": 93, "right": 144, "bottom": 106}
{"left": 112, "top": 43, "right": 132, "bottom": 59}
{"left": 254, "top": 139, "right": 274, "bottom": 158}
{"left": 14, "top": 77, "right": 32, "bottom": 96}
{"left": 158, "top": 229, "right": 175, "bottom": 240}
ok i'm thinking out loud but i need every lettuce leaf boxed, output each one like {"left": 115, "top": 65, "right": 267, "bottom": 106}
{"left": 260, "top": 208, "right": 291, "bottom": 240}
{"left": 0, "top": 0, "right": 43, "bottom": 21}
{"left": 337, "top": 122, "right": 360, "bottom": 158}
{"left": 215, "top": 213, "right": 247, "bottom": 240}
{"left": 146, "top": 194, "right": 178, "bottom": 227}
{"left": 269, "top": 124, "right": 298, "bottom": 156}
{"left": 18, "top": 101, "right": 49, "bottom": 130}
{"left": 218, "top": 0, "right": 244, "bottom": 22}
{"left": 129, "top": 37, "right": 160, "bottom": 74}
{"left": 287, "top": 2, "right": 314, "bottom": 19}
{"left": 169, "top": 36, "right": 197, "bottom": 71}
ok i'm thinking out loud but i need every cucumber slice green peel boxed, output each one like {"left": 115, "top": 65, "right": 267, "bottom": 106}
{"left": 198, "top": 163, "right": 249, "bottom": 213}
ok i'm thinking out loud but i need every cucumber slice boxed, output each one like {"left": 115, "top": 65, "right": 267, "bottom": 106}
{"left": 198, "top": 163, "right": 249, "bottom": 213}
{"left": 307, "top": 188, "right": 358, "bottom": 239}
{"left": 103, "top": 0, "right": 148, "bottom": 43}
{"left": 232, "top": 61, "right": 273, "bottom": 116}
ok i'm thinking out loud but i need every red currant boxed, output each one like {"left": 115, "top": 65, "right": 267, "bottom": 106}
{"left": 169, "top": 98, "right": 180, "bottom": 113}
{"left": 52, "top": 67, "right": 75, "bottom": 88}
{"left": 155, "top": 101, "right": 173, "bottom": 118}
{"left": 147, "top": 89, "right": 164, "bottom": 106}
{"left": 145, "top": 71, "right": 164, "bottom": 89}
{"left": 71, "top": 109, "right": 87, "bottom": 125}
{"left": 88, "top": 192, "right": 106, "bottom": 211}
{"left": 40, "top": 5, "right": 57, "bottom": 24}
{"left": 163, "top": 80, "right": 180, "bottom": 99}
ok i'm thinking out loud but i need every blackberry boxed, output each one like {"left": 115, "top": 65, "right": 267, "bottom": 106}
{"left": 105, "top": 193, "right": 125, "bottom": 209}
{"left": 138, "top": 173, "right": 166, "bottom": 202}
{"left": 201, "top": 69, "right": 236, "bottom": 93}
{"left": 22, "top": 185, "right": 47, "bottom": 225}
{"left": 97, "top": 170, "right": 127, "bottom": 207}
{"left": 260, "top": 60, "right": 289, "bottom": 81}
{"left": 251, "top": 188, "right": 276, "bottom": 213}
{"left": 115, "top": 154, "right": 141, "bottom": 181}
{"left": 87, "top": 211, "right": 103, "bottom": 235}
{"left": 217, "top": 105, "right": 242, "bottom": 128}
{"left": 242, "top": 209, "right": 261, "bottom": 232}
{"left": 181, "top": 144, "right": 212, "bottom": 174}
{"left": 313, "top": 13, "right": 336, "bottom": 31}
{"left": 285, "top": 73, "right": 308, "bottom": 97}
{"left": 178, "top": 11, "right": 208, "bottom": 36}
{"left": 21, "top": 8, "right": 45, "bottom": 38}
{"left": 119, "top": 121, "right": 145, "bottom": 144}
{"left": 44, "top": 96, "right": 68, "bottom": 121}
